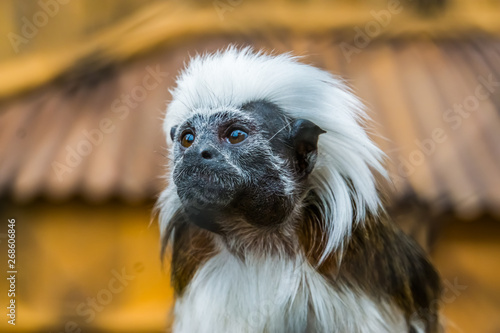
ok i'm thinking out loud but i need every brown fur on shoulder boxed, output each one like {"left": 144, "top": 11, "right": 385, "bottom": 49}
{"left": 163, "top": 212, "right": 217, "bottom": 296}
{"left": 298, "top": 197, "right": 442, "bottom": 332}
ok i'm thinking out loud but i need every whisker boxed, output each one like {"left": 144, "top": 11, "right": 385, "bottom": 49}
{"left": 266, "top": 121, "right": 291, "bottom": 143}
{"left": 154, "top": 150, "right": 168, "bottom": 158}
{"left": 173, "top": 168, "right": 185, "bottom": 182}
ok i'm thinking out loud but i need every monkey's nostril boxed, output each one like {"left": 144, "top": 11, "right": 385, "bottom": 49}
{"left": 201, "top": 150, "right": 212, "bottom": 159}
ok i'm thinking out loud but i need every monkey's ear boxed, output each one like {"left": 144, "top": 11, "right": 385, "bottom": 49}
{"left": 290, "top": 119, "right": 326, "bottom": 176}
{"left": 170, "top": 126, "right": 178, "bottom": 141}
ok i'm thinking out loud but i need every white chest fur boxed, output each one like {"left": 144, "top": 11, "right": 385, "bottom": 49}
{"left": 172, "top": 250, "right": 409, "bottom": 333}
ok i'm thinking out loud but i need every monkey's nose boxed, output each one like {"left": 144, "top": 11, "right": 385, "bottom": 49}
{"left": 201, "top": 150, "right": 212, "bottom": 159}
{"left": 194, "top": 146, "right": 221, "bottom": 164}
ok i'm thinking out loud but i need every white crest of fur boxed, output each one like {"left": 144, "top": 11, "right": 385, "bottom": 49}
{"left": 160, "top": 46, "right": 386, "bottom": 261}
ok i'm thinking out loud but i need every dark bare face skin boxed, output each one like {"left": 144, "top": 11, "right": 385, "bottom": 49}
{"left": 170, "top": 101, "right": 324, "bottom": 233}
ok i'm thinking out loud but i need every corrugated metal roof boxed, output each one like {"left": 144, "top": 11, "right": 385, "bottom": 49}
{"left": 1, "top": 35, "right": 499, "bottom": 220}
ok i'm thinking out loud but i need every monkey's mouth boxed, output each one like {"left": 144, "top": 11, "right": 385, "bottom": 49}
{"left": 195, "top": 172, "right": 220, "bottom": 183}
{"left": 173, "top": 167, "right": 241, "bottom": 207}
{"left": 175, "top": 168, "right": 232, "bottom": 186}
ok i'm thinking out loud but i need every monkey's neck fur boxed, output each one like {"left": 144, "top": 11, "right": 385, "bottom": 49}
{"left": 162, "top": 195, "right": 440, "bottom": 333}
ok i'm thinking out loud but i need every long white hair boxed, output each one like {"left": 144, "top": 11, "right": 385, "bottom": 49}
{"left": 158, "top": 46, "right": 386, "bottom": 262}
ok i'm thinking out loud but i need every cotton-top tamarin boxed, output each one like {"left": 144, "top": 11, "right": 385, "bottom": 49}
{"left": 156, "top": 47, "right": 441, "bottom": 333}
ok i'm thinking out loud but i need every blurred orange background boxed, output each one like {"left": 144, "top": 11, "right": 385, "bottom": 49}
{"left": 0, "top": 1, "right": 500, "bottom": 332}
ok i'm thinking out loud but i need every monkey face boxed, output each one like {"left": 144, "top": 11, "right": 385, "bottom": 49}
{"left": 170, "top": 101, "right": 324, "bottom": 232}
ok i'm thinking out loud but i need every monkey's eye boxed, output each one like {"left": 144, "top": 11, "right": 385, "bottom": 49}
{"left": 181, "top": 131, "right": 195, "bottom": 148}
{"left": 226, "top": 129, "right": 248, "bottom": 144}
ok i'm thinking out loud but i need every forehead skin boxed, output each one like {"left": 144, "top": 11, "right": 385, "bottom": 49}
{"left": 241, "top": 101, "right": 293, "bottom": 157}
{"left": 241, "top": 101, "right": 292, "bottom": 140}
